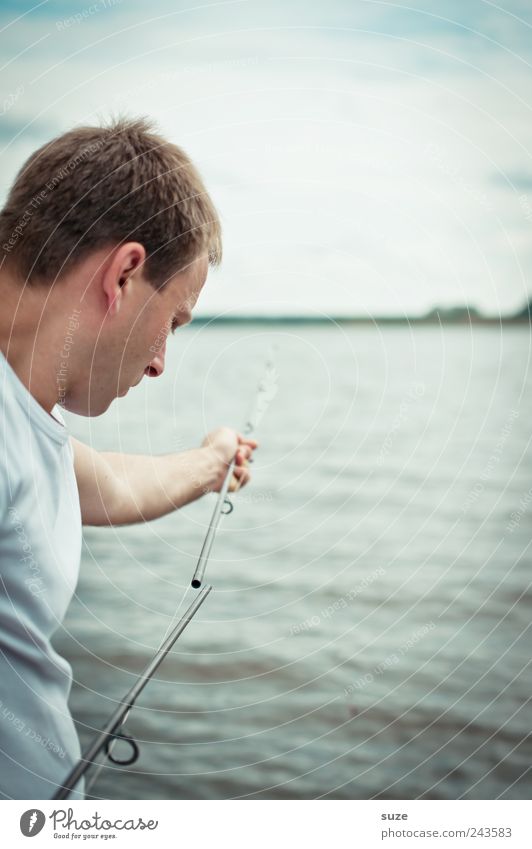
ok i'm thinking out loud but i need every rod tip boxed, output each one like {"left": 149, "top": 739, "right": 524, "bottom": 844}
{"left": 191, "top": 579, "right": 201, "bottom": 589}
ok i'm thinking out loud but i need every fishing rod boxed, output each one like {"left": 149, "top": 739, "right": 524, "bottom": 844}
{"left": 190, "top": 457, "right": 236, "bottom": 589}
{"left": 53, "top": 349, "right": 277, "bottom": 800}
{"left": 191, "top": 347, "right": 277, "bottom": 589}
{"left": 53, "top": 585, "right": 212, "bottom": 800}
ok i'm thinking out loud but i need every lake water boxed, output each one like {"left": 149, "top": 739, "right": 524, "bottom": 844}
{"left": 55, "top": 324, "right": 532, "bottom": 800}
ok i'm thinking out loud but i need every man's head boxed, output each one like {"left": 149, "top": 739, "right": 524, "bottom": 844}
{"left": 0, "top": 117, "right": 221, "bottom": 416}
{"left": 0, "top": 115, "right": 221, "bottom": 288}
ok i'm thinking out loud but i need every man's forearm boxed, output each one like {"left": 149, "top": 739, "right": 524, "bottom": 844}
{"left": 95, "top": 446, "right": 221, "bottom": 525}
{"left": 73, "top": 428, "right": 254, "bottom": 527}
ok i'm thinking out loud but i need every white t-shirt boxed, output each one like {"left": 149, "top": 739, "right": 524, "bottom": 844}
{"left": 0, "top": 350, "right": 84, "bottom": 799}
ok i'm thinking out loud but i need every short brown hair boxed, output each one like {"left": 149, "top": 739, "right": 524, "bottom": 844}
{"left": 0, "top": 116, "right": 222, "bottom": 288}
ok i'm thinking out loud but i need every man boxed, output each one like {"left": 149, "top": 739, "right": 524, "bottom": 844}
{"left": 0, "top": 117, "right": 257, "bottom": 799}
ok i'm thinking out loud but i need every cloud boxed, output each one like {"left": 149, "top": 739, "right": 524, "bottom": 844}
{"left": 0, "top": 0, "right": 530, "bottom": 314}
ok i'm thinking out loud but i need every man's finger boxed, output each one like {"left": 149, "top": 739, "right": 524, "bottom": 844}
{"left": 237, "top": 434, "right": 258, "bottom": 449}
{"left": 235, "top": 446, "right": 254, "bottom": 465}
{"left": 230, "top": 466, "right": 250, "bottom": 491}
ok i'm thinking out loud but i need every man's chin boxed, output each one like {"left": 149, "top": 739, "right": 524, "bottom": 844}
{"left": 60, "top": 382, "right": 133, "bottom": 416}
{"left": 61, "top": 396, "right": 114, "bottom": 418}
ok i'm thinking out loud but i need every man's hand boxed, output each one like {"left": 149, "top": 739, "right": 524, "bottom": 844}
{"left": 201, "top": 427, "right": 259, "bottom": 493}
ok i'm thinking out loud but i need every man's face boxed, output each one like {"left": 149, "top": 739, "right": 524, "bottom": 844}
{"left": 79, "top": 254, "right": 208, "bottom": 416}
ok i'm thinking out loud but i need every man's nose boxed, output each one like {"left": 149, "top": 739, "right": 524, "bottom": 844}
{"left": 145, "top": 340, "right": 166, "bottom": 378}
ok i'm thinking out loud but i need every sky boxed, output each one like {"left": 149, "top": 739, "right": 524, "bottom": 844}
{"left": 1, "top": 0, "right": 531, "bottom": 317}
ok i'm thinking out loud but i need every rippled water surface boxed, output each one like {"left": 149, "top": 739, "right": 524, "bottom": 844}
{"left": 55, "top": 324, "right": 532, "bottom": 799}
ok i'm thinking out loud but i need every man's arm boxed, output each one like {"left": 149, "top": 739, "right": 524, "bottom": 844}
{"left": 72, "top": 429, "right": 257, "bottom": 526}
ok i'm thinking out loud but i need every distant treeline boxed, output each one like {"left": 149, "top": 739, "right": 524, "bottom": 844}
{"left": 192, "top": 300, "right": 532, "bottom": 326}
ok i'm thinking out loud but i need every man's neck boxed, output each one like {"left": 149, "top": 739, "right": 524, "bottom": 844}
{"left": 0, "top": 270, "right": 74, "bottom": 414}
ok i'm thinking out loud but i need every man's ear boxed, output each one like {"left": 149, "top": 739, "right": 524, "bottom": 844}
{"left": 102, "top": 242, "right": 146, "bottom": 317}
